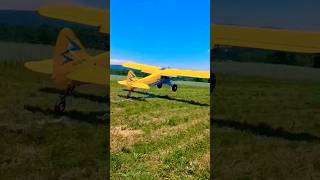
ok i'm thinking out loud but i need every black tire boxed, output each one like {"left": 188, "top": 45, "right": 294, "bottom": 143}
{"left": 157, "top": 84, "right": 162, "bottom": 88}
{"left": 54, "top": 101, "right": 66, "bottom": 113}
{"left": 172, "top": 84, "right": 178, "bottom": 92}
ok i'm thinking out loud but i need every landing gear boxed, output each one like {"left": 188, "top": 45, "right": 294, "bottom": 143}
{"left": 126, "top": 90, "right": 132, "bottom": 98}
{"left": 157, "top": 84, "right": 162, "bottom": 88}
{"left": 54, "top": 99, "right": 66, "bottom": 113}
{"left": 172, "top": 84, "right": 178, "bottom": 92}
{"left": 54, "top": 85, "right": 75, "bottom": 113}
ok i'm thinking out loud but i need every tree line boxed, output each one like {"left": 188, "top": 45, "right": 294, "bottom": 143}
{"left": 212, "top": 46, "right": 320, "bottom": 68}
{"left": 0, "top": 24, "right": 109, "bottom": 50}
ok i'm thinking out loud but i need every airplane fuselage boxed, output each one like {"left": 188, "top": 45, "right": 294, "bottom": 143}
{"left": 124, "top": 73, "right": 177, "bottom": 92}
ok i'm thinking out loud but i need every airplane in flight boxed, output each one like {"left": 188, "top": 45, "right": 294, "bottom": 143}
{"left": 25, "top": 4, "right": 109, "bottom": 113}
{"left": 118, "top": 63, "right": 210, "bottom": 97}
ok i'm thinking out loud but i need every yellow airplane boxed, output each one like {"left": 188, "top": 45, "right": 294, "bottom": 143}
{"left": 118, "top": 63, "right": 210, "bottom": 97}
{"left": 25, "top": 4, "right": 109, "bottom": 113}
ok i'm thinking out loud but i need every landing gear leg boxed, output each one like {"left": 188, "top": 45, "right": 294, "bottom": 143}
{"left": 54, "top": 85, "right": 75, "bottom": 113}
{"left": 126, "top": 90, "right": 132, "bottom": 98}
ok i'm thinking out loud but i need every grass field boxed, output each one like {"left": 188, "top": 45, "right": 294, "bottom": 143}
{"left": 0, "top": 61, "right": 108, "bottom": 179}
{"left": 212, "top": 70, "right": 320, "bottom": 179}
{"left": 110, "top": 75, "right": 210, "bottom": 179}
{"left": 4, "top": 41, "right": 320, "bottom": 179}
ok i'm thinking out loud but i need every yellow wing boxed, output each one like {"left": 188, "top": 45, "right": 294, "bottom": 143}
{"left": 122, "top": 63, "right": 161, "bottom": 74}
{"left": 212, "top": 25, "right": 320, "bottom": 53}
{"left": 160, "top": 69, "right": 210, "bottom": 79}
{"left": 24, "top": 59, "right": 53, "bottom": 74}
{"left": 39, "top": 4, "right": 109, "bottom": 34}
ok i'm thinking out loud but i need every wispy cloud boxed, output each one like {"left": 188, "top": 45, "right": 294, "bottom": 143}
{"left": 110, "top": 59, "right": 135, "bottom": 65}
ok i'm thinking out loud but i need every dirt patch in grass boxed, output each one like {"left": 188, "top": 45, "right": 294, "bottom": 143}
{"left": 111, "top": 126, "right": 144, "bottom": 153}
{"left": 192, "top": 151, "right": 210, "bottom": 171}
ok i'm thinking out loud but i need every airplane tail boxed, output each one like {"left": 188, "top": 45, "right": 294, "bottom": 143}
{"left": 52, "top": 28, "right": 91, "bottom": 88}
{"left": 127, "top": 70, "right": 137, "bottom": 83}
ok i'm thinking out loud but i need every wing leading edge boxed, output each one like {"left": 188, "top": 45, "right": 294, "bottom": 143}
{"left": 122, "top": 63, "right": 161, "bottom": 74}
{"left": 212, "top": 25, "right": 320, "bottom": 53}
{"left": 122, "top": 63, "right": 210, "bottom": 79}
{"left": 39, "top": 4, "right": 109, "bottom": 34}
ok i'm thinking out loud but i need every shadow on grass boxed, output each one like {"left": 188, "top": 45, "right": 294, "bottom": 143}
{"left": 212, "top": 118, "right": 320, "bottom": 142}
{"left": 24, "top": 105, "right": 108, "bottom": 125}
{"left": 39, "top": 87, "right": 108, "bottom": 103}
{"left": 122, "top": 90, "right": 209, "bottom": 107}
{"left": 118, "top": 95, "right": 146, "bottom": 101}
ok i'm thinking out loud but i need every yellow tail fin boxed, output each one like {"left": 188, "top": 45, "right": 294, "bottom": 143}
{"left": 52, "top": 28, "right": 90, "bottom": 88}
{"left": 127, "top": 70, "right": 137, "bottom": 83}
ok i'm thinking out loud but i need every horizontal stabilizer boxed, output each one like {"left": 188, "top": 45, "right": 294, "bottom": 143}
{"left": 24, "top": 59, "right": 53, "bottom": 74}
{"left": 131, "top": 82, "right": 150, "bottom": 90}
{"left": 118, "top": 80, "right": 127, "bottom": 86}
{"left": 67, "top": 64, "right": 108, "bottom": 85}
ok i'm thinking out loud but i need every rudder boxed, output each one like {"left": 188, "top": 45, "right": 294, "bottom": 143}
{"left": 127, "top": 70, "right": 137, "bottom": 83}
{"left": 52, "top": 28, "right": 90, "bottom": 88}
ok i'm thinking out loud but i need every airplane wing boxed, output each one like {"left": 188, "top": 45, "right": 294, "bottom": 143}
{"left": 39, "top": 4, "right": 109, "bottom": 34}
{"left": 130, "top": 82, "right": 150, "bottom": 90}
{"left": 122, "top": 63, "right": 161, "bottom": 74}
{"left": 160, "top": 69, "right": 210, "bottom": 79}
{"left": 24, "top": 59, "right": 53, "bottom": 74}
{"left": 212, "top": 25, "right": 320, "bottom": 53}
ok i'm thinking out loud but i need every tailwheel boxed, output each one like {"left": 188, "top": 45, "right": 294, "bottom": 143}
{"left": 54, "top": 99, "right": 66, "bottom": 113}
{"left": 157, "top": 84, "right": 162, "bottom": 88}
{"left": 54, "top": 85, "right": 75, "bottom": 113}
{"left": 172, "top": 84, "right": 178, "bottom": 92}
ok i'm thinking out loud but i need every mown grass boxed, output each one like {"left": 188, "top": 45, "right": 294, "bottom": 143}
{"left": 110, "top": 75, "right": 210, "bottom": 179}
{"left": 212, "top": 72, "right": 320, "bottom": 179}
{"left": 0, "top": 61, "right": 108, "bottom": 179}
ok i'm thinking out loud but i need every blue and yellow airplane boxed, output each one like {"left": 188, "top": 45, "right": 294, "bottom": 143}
{"left": 118, "top": 63, "right": 210, "bottom": 97}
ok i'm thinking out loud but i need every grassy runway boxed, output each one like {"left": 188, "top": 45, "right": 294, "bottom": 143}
{"left": 212, "top": 72, "right": 320, "bottom": 179}
{"left": 110, "top": 75, "right": 210, "bottom": 179}
{"left": 0, "top": 62, "right": 108, "bottom": 179}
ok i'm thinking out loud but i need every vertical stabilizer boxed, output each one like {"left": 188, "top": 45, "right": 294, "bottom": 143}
{"left": 52, "top": 28, "right": 90, "bottom": 88}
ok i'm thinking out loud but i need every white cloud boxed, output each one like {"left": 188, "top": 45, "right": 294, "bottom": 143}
{"left": 110, "top": 59, "right": 135, "bottom": 65}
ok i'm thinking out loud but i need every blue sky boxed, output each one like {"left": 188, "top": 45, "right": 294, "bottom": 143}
{"left": 212, "top": 0, "right": 320, "bottom": 32}
{"left": 110, "top": 0, "right": 210, "bottom": 71}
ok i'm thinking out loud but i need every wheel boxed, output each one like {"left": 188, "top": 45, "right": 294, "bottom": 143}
{"left": 54, "top": 100, "right": 66, "bottom": 113}
{"left": 172, "top": 84, "right": 178, "bottom": 92}
{"left": 157, "top": 84, "right": 162, "bottom": 88}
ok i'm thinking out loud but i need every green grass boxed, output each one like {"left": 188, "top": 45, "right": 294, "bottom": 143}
{"left": 110, "top": 76, "right": 210, "bottom": 179}
{"left": 212, "top": 72, "right": 320, "bottom": 179}
{"left": 0, "top": 62, "right": 108, "bottom": 179}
